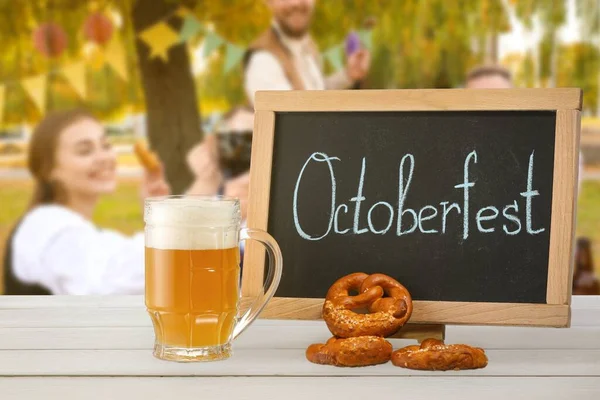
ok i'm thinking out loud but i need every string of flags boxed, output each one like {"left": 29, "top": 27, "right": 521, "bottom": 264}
{"left": 0, "top": 10, "right": 130, "bottom": 126}
{"left": 0, "top": 6, "right": 373, "bottom": 126}
{"left": 137, "top": 6, "right": 374, "bottom": 73}
{"left": 137, "top": 6, "right": 246, "bottom": 74}
{"left": 0, "top": 35, "right": 128, "bottom": 125}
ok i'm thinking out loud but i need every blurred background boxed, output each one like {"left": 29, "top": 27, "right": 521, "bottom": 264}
{"left": 0, "top": 0, "right": 599, "bottom": 293}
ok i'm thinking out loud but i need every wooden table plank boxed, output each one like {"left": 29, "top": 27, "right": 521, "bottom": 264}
{"left": 0, "top": 295, "right": 142, "bottom": 309}
{"left": 0, "top": 295, "right": 597, "bottom": 310}
{"left": 0, "top": 296, "right": 598, "bottom": 398}
{"left": 1, "top": 325, "right": 600, "bottom": 350}
{"left": 0, "top": 308, "right": 149, "bottom": 328}
{"left": 1, "top": 377, "right": 599, "bottom": 400}
{"left": 0, "top": 296, "right": 597, "bottom": 328}
{"left": 0, "top": 349, "right": 598, "bottom": 377}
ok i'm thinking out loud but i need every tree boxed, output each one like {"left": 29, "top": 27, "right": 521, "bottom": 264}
{"left": 370, "top": 0, "right": 509, "bottom": 89}
{"left": 132, "top": 0, "right": 202, "bottom": 193}
{"left": 513, "top": 0, "right": 567, "bottom": 88}
{"left": 538, "top": 1, "right": 566, "bottom": 87}
{"left": 556, "top": 43, "right": 599, "bottom": 115}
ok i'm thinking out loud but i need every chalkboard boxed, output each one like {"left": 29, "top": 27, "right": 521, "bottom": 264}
{"left": 244, "top": 89, "right": 581, "bottom": 327}
{"left": 268, "top": 111, "right": 555, "bottom": 304}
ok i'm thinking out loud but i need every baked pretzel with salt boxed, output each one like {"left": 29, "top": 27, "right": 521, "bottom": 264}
{"left": 133, "top": 140, "right": 161, "bottom": 174}
{"left": 392, "top": 338, "right": 488, "bottom": 371}
{"left": 306, "top": 336, "right": 393, "bottom": 367}
{"left": 322, "top": 272, "right": 413, "bottom": 338}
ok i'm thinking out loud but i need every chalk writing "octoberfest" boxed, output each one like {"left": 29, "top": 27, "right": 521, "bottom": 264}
{"left": 293, "top": 151, "right": 545, "bottom": 241}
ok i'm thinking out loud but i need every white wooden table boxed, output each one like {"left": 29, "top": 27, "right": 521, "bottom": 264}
{"left": 0, "top": 296, "right": 599, "bottom": 400}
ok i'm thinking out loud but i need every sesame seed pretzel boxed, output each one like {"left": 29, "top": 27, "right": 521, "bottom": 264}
{"left": 322, "top": 272, "right": 413, "bottom": 338}
{"left": 392, "top": 338, "right": 488, "bottom": 370}
{"left": 306, "top": 336, "right": 393, "bottom": 367}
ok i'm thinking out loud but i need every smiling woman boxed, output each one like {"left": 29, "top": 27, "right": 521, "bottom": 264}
{"left": 2, "top": 109, "right": 171, "bottom": 295}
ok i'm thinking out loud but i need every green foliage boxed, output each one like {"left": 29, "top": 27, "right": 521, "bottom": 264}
{"left": 577, "top": 0, "right": 600, "bottom": 37}
{"left": 195, "top": 0, "right": 270, "bottom": 44}
{"left": 0, "top": 0, "right": 144, "bottom": 124}
{"left": 556, "top": 43, "right": 599, "bottom": 114}
{"left": 516, "top": 52, "right": 537, "bottom": 88}
{"left": 196, "top": 0, "right": 510, "bottom": 94}
{"left": 94, "top": 179, "right": 144, "bottom": 234}
{"left": 1, "top": 0, "right": 598, "bottom": 120}
{"left": 576, "top": 179, "right": 600, "bottom": 266}
{"left": 196, "top": 51, "right": 246, "bottom": 113}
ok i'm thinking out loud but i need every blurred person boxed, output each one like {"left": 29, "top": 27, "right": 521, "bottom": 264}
{"left": 188, "top": 0, "right": 371, "bottom": 212}
{"left": 186, "top": 107, "right": 254, "bottom": 221}
{"left": 243, "top": 0, "right": 371, "bottom": 104}
{"left": 465, "top": 64, "right": 513, "bottom": 89}
{"left": 3, "top": 109, "right": 170, "bottom": 295}
{"left": 573, "top": 238, "right": 600, "bottom": 295}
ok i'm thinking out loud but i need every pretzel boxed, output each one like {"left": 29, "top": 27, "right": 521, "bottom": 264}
{"left": 391, "top": 338, "right": 488, "bottom": 371}
{"left": 306, "top": 336, "right": 392, "bottom": 367}
{"left": 322, "top": 272, "right": 413, "bottom": 338}
{"left": 133, "top": 140, "right": 161, "bottom": 173}
{"left": 360, "top": 273, "right": 413, "bottom": 320}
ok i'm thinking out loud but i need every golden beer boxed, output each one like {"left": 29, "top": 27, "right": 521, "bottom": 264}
{"left": 144, "top": 196, "right": 282, "bottom": 362}
{"left": 145, "top": 247, "right": 240, "bottom": 348}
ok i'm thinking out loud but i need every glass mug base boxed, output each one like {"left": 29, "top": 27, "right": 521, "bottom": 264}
{"left": 153, "top": 342, "right": 232, "bottom": 362}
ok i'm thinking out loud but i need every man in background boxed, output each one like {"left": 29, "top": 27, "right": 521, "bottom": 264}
{"left": 243, "top": 0, "right": 371, "bottom": 104}
{"left": 188, "top": 0, "right": 371, "bottom": 212}
{"left": 465, "top": 64, "right": 512, "bottom": 89}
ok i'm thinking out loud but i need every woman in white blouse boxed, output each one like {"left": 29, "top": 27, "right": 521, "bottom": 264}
{"left": 3, "top": 109, "right": 170, "bottom": 295}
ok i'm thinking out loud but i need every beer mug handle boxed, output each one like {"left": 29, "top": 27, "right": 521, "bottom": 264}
{"left": 232, "top": 228, "right": 283, "bottom": 339}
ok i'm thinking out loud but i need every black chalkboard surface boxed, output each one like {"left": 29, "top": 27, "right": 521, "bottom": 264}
{"left": 244, "top": 89, "right": 581, "bottom": 327}
{"left": 267, "top": 111, "right": 556, "bottom": 304}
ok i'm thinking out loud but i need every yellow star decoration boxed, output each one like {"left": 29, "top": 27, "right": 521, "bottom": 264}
{"left": 139, "top": 22, "right": 180, "bottom": 62}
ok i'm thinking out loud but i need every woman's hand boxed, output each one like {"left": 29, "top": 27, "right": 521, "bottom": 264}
{"left": 141, "top": 164, "right": 171, "bottom": 203}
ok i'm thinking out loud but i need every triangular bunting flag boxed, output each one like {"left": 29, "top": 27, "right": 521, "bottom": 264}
{"left": 180, "top": 15, "right": 203, "bottom": 42}
{"left": 22, "top": 74, "right": 47, "bottom": 114}
{"left": 358, "top": 29, "right": 373, "bottom": 51}
{"left": 61, "top": 62, "right": 87, "bottom": 99}
{"left": 0, "top": 85, "right": 5, "bottom": 125}
{"left": 325, "top": 45, "right": 344, "bottom": 71}
{"left": 84, "top": 43, "right": 105, "bottom": 70}
{"left": 139, "top": 22, "right": 180, "bottom": 61}
{"left": 224, "top": 43, "right": 245, "bottom": 73}
{"left": 203, "top": 32, "right": 223, "bottom": 58}
{"left": 105, "top": 37, "right": 128, "bottom": 81}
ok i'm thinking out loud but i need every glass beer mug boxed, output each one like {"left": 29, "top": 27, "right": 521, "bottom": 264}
{"left": 144, "top": 195, "right": 283, "bottom": 362}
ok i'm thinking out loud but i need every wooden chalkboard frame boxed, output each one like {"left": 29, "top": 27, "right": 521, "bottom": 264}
{"left": 243, "top": 88, "right": 582, "bottom": 327}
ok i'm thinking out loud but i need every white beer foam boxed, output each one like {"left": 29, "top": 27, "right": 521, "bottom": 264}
{"left": 145, "top": 197, "right": 240, "bottom": 250}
